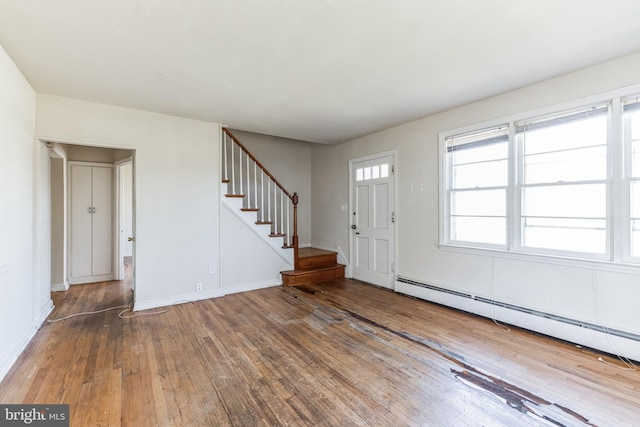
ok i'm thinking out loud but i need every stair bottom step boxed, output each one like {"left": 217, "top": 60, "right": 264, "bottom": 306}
{"left": 281, "top": 265, "right": 345, "bottom": 287}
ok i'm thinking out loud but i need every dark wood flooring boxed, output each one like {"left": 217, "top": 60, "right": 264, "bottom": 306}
{"left": 0, "top": 276, "right": 638, "bottom": 426}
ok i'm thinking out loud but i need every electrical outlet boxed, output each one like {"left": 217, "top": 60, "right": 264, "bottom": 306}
{"left": 196, "top": 282, "right": 203, "bottom": 292}
{"left": 209, "top": 264, "right": 216, "bottom": 274}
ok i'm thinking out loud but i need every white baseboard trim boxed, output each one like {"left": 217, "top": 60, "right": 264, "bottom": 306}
{"left": 38, "top": 299, "right": 55, "bottom": 324}
{"left": 51, "top": 281, "right": 70, "bottom": 292}
{"left": 133, "top": 280, "right": 282, "bottom": 312}
{"left": 0, "top": 299, "right": 54, "bottom": 383}
{"left": 0, "top": 326, "right": 36, "bottom": 383}
{"left": 335, "top": 245, "right": 349, "bottom": 269}
{"left": 310, "top": 242, "right": 350, "bottom": 273}
{"left": 69, "top": 274, "right": 114, "bottom": 285}
{"left": 311, "top": 243, "right": 333, "bottom": 252}
{"left": 134, "top": 288, "right": 225, "bottom": 312}
{"left": 221, "top": 279, "right": 282, "bottom": 295}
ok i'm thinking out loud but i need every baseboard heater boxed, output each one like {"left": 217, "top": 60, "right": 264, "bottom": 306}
{"left": 396, "top": 276, "right": 640, "bottom": 343}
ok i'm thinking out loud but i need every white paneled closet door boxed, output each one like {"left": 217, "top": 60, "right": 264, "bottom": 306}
{"left": 69, "top": 163, "right": 114, "bottom": 284}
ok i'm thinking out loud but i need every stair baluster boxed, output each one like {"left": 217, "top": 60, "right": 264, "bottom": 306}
{"left": 223, "top": 131, "right": 228, "bottom": 182}
{"left": 267, "top": 180, "right": 271, "bottom": 223}
{"left": 239, "top": 147, "right": 243, "bottom": 197}
{"left": 261, "top": 171, "right": 265, "bottom": 222}
{"left": 253, "top": 162, "right": 258, "bottom": 210}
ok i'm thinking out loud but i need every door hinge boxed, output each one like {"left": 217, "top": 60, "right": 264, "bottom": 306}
{"left": 391, "top": 211, "right": 395, "bottom": 223}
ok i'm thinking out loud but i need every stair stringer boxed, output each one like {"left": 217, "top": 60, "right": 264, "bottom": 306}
{"left": 221, "top": 184, "right": 294, "bottom": 266}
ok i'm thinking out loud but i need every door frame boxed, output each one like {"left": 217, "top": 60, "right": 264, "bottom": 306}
{"left": 35, "top": 138, "right": 136, "bottom": 299}
{"left": 348, "top": 150, "right": 397, "bottom": 289}
{"left": 48, "top": 147, "right": 68, "bottom": 292}
{"left": 114, "top": 156, "right": 135, "bottom": 283}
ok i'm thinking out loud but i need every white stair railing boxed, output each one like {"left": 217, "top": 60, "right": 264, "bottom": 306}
{"left": 222, "top": 128, "right": 300, "bottom": 267}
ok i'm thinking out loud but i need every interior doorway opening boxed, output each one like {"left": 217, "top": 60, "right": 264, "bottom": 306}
{"left": 47, "top": 142, "right": 136, "bottom": 300}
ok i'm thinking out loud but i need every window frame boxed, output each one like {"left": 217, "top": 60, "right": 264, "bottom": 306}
{"left": 623, "top": 96, "right": 640, "bottom": 263}
{"left": 513, "top": 103, "right": 612, "bottom": 260}
{"left": 439, "top": 85, "right": 640, "bottom": 267}
{"left": 443, "top": 125, "right": 510, "bottom": 250}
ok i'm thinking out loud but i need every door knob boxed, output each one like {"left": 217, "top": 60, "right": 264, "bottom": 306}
{"left": 351, "top": 224, "right": 357, "bottom": 229}
{"left": 127, "top": 237, "right": 135, "bottom": 242}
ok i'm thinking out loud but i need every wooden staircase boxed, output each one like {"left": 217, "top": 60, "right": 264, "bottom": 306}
{"left": 222, "top": 128, "right": 344, "bottom": 287}
{"left": 281, "top": 247, "right": 345, "bottom": 286}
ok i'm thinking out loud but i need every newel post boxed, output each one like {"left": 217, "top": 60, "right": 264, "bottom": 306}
{"left": 292, "top": 192, "right": 299, "bottom": 269}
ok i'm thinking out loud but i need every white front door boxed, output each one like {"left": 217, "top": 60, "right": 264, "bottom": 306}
{"left": 351, "top": 154, "right": 395, "bottom": 289}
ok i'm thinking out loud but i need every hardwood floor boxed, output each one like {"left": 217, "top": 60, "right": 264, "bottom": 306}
{"left": 1, "top": 278, "right": 639, "bottom": 426}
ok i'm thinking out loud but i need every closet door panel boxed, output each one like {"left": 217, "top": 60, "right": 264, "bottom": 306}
{"left": 92, "top": 166, "right": 113, "bottom": 276}
{"left": 70, "top": 165, "right": 93, "bottom": 278}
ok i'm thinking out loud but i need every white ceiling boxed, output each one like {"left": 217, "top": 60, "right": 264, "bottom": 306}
{"left": 2, "top": 0, "right": 640, "bottom": 144}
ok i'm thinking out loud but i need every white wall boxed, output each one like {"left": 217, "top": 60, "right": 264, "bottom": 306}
{"left": 220, "top": 204, "right": 291, "bottom": 292}
{"left": 230, "top": 129, "right": 313, "bottom": 246}
{"left": 33, "top": 139, "right": 53, "bottom": 322}
{"left": 311, "top": 51, "right": 640, "bottom": 360}
{"left": 36, "top": 94, "right": 221, "bottom": 310}
{"left": 0, "top": 46, "right": 48, "bottom": 381}
{"left": 66, "top": 144, "right": 117, "bottom": 163}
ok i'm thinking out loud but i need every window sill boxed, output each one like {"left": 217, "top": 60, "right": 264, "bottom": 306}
{"left": 438, "top": 243, "right": 640, "bottom": 275}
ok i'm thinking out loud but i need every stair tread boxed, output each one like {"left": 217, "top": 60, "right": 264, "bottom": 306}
{"left": 298, "top": 248, "right": 338, "bottom": 258}
{"left": 225, "top": 194, "right": 245, "bottom": 198}
{"left": 241, "top": 208, "right": 259, "bottom": 212}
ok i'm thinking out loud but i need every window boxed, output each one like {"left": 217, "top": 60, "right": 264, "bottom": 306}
{"left": 356, "top": 163, "right": 389, "bottom": 182}
{"left": 441, "top": 95, "right": 639, "bottom": 264}
{"left": 624, "top": 97, "right": 640, "bottom": 259}
{"left": 445, "top": 126, "right": 508, "bottom": 246}
{"left": 516, "top": 105, "right": 609, "bottom": 255}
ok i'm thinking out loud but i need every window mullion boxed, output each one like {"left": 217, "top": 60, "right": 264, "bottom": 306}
{"left": 509, "top": 122, "right": 524, "bottom": 250}
{"left": 524, "top": 143, "right": 606, "bottom": 158}
{"left": 508, "top": 121, "right": 518, "bottom": 252}
{"left": 519, "top": 179, "right": 607, "bottom": 188}
{"left": 440, "top": 135, "right": 452, "bottom": 245}
{"left": 450, "top": 185, "right": 509, "bottom": 192}
{"left": 622, "top": 97, "right": 639, "bottom": 262}
{"left": 610, "top": 98, "right": 623, "bottom": 262}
